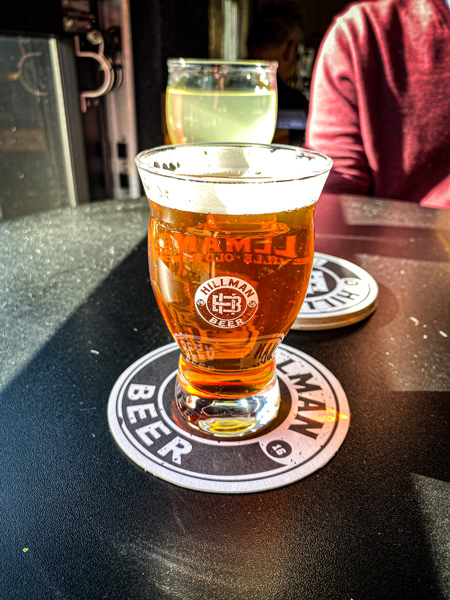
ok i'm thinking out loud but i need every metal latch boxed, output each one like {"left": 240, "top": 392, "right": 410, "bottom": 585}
{"left": 74, "top": 30, "right": 123, "bottom": 112}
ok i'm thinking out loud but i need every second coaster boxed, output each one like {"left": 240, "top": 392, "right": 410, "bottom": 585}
{"left": 293, "top": 252, "right": 378, "bottom": 330}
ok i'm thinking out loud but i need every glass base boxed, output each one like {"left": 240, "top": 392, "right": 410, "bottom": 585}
{"left": 175, "top": 370, "right": 281, "bottom": 438}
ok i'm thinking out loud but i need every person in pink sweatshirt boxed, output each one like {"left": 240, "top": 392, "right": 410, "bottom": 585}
{"left": 306, "top": 0, "right": 450, "bottom": 209}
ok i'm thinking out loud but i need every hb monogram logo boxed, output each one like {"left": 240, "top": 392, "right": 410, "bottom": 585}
{"left": 195, "top": 276, "right": 258, "bottom": 329}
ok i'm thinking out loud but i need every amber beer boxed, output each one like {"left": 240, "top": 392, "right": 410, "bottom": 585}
{"left": 136, "top": 144, "right": 332, "bottom": 437}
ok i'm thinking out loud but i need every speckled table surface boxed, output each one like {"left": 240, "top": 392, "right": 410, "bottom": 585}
{"left": 1, "top": 195, "right": 449, "bottom": 600}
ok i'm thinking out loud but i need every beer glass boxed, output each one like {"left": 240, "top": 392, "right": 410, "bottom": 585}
{"left": 136, "top": 143, "right": 332, "bottom": 437}
{"left": 166, "top": 59, "right": 278, "bottom": 144}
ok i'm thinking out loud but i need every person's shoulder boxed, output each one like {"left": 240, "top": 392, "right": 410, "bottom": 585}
{"left": 335, "top": 0, "right": 404, "bottom": 28}
{"left": 323, "top": 0, "right": 403, "bottom": 49}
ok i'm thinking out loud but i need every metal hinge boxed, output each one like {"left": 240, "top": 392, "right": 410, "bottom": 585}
{"left": 74, "top": 30, "right": 123, "bottom": 112}
{"left": 62, "top": 0, "right": 122, "bottom": 112}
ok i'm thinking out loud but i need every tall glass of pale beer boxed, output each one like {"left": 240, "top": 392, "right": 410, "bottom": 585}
{"left": 136, "top": 143, "right": 332, "bottom": 437}
{"left": 166, "top": 59, "right": 278, "bottom": 144}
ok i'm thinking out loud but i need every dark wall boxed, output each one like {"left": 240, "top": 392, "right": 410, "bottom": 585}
{"left": 0, "top": 0, "right": 64, "bottom": 36}
{"left": 251, "top": 0, "right": 352, "bottom": 52}
{"left": 299, "top": 0, "right": 352, "bottom": 50}
{"left": 130, "top": 0, "right": 210, "bottom": 150}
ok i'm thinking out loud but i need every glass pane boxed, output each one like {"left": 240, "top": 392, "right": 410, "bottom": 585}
{"left": 0, "top": 34, "right": 76, "bottom": 220}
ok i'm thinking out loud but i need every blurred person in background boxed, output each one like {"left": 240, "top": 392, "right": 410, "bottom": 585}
{"left": 306, "top": 0, "right": 450, "bottom": 209}
{"left": 247, "top": 0, "right": 309, "bottom": 111}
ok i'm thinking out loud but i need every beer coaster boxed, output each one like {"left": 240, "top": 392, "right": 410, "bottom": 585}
{"left": 108, "top": 342, "right": 350, "bottom": 494}
{"left": 292, "top": 252, "right": 378, "bottom": 330}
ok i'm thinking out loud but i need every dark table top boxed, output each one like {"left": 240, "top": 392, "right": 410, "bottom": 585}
{"left": 1, "top": 194, "right": 449, "bottom": 600}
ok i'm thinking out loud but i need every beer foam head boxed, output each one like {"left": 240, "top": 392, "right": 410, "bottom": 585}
{"left": 136, "top": 144, "right": 332, "bottom": 215}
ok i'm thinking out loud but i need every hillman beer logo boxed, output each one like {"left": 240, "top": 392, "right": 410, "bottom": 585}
{"left": 108, "top": 343, "right": 350, "bottom": 493}
{"left": 195, "top": 276, "right": 258, "bottom": 328}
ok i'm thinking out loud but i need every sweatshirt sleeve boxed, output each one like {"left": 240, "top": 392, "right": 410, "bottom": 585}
{"left": 306, "top": 15, "right": 372, "bottom": 195}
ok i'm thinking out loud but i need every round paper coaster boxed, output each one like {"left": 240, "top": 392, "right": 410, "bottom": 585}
{"left": 293, "top": 252, "right": 378, "bottom": 330}
{"left": 108, "top": 342, "right": 350, "bottom": 494}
